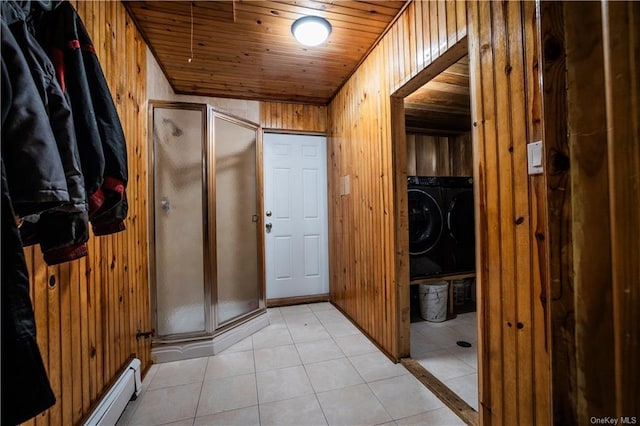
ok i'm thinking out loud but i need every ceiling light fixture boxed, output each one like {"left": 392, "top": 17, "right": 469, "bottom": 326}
{"left": 291, "top": 16, "right": 332, "bottom": 47}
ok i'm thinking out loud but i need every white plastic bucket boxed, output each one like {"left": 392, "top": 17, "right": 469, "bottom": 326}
{"left": 418, "top": 282, "right": 449, "bottom": 322}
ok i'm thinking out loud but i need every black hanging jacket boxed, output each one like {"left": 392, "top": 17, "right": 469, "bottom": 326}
{"left": 1, "top": 20, "right": 57, "bottom": 424}
{"left": 36, "top": 0, "right": 128, "bottom": 236}
{"left": 3, "top": 0, "right": 90, "bottom": 264}
{"left": 1, "top": 160, "right": 57, "bottom": 425}
{"left": 0, "top": 19, "right": 69, "bottom": 215}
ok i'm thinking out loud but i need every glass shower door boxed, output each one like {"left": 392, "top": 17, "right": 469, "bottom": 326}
{"left": 212, "top": 111, "right": 264, "bottom": 328}
{"left": 151, "top": 103, "right": 211, "bottom": 338}
{"left": 150, "top": 102, "right": 264, "bottom": 344}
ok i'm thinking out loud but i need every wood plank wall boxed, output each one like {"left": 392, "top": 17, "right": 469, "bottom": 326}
{"left": 326, "top": 0, "right": 552, "bottom": 424}
{"left": 264, "top": 1, "right": 638, "bottom": 425}
{"left": 602, "top": 1, "right": 640, "bottom": 417}
{"left": 539, "top": 2, "right": 576, "bottom": 423}
{"left": 467, "top": 1, "right": 551, "bottom": 424}
{"left": 327, "top": 0, "right": 468, "bottom": 360}
{"left": 564, "top": 2, "right": 615, "bottom": 421}
{"left": 21, "top": 2, "right": 150, "bottom": 425}
{"left": 540, "top": 1, "right": 640, "bottom": 423}
{"left": 406, "top": 133, "right": 473, "bottom": 176}
{"left": 260, "top": 101, "right": 327, "bottom": 133}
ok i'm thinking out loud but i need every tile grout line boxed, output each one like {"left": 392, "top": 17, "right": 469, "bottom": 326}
{"left": 134, "top": 304, "right": 473, "bottom": 425}
{"left": 251, "top": 333, "right": 261, "bottom": 426}
{"left": 119, "top": 364, "right": 159, "bottom": 425}
{"left": 311, "top": 303, "right": 398, "bottom": 425}
{"left": 301, "top": 304, "right": 331, "bottom": 426}
{"left": 188, "top": 358, "right": 207, "bottom": 424}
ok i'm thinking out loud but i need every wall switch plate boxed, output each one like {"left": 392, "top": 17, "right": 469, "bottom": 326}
{"left": 340, "top": 175, "right": 351, "bottom": 196}
{"left": 527, "top": 141, "right": 543, "bottom": 175}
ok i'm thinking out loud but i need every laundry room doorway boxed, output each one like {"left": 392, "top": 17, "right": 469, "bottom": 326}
{"left": 390, "top": 39, "right": 480, "bottom": 425}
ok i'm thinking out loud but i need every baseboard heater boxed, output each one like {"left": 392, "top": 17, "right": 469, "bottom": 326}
{"left": 83, "top": 358, "right": 142, "bottom": 426}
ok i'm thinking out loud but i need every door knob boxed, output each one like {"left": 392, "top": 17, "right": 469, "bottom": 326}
{"left": 266, "top": 210, "right": 272, "bottom": 217}
{"left": 160, "top": 197, "right": 171, "bottom": 211}
{"left": 265, "top": 223, "right": 272, "bottom": 232}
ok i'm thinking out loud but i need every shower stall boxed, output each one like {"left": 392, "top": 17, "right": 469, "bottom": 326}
{"left": 149, "top": 102, "right": 267, "bottom": 362}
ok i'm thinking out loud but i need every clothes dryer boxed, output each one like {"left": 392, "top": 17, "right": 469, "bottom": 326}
{"left": 408, "top": 176, "right": 445, "bottom": 278}
{"left": 441, "top": 177, "right": 475, "bottom": 274}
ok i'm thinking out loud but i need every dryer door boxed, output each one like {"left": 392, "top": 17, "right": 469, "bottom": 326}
{"left": 445, "top": 188, "right": 476, "bottom": 273}
{"left": 408, "top": 188, "right": 443, "bottom": 255}
{"left": 446, "top": 189, "right": 474, "bottom": 247}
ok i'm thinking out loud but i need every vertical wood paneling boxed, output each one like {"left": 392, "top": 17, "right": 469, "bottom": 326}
{"left": 254, "top": 0, "right": 640, "bottom": 425}
{"left": 539, "top": 2, "right": 640, "bottom": 422}
{"left": 430, "top": 2, "right": 440, "bottom": 71}
{"left": 422, "top": 0, "right": 432, "bottom": 65}
{"left": 473, "top": 1, "right": 504, "bottom": 421}
{"left": 391, "top": 95, "right": 409, "bottom": 357}
{"left": 564, "top": 3, "right": 615, "bottom": 422}
{"left": 415, "top": 135, "right": 436, "bottom": 175}
{"left": 508, "top": 3, "right": 537, "bottom": 422}
{"left": 79, "top": 244, "right": 90, "bottom": 416}
{"left": 539, "top": 2, "right": 576, "bottom": 423}
{"left": 492, "top": 0, "right": 518, "bottom": 415}
{"left": 467, "top": 1, "right": 551, "bottom": 424}
{"left": 406, "top": 133, "right": 472, "bottom": 177}
{"left": 456, "top": 0, "right": 467, "bottom": 41}
{"left": 259, "top": 102, "right": 327, "bottom": 133}
{"left": 69, "top": 261, "right": 82, "bottom": 423}
{"left": 21, "top": 2, "right": 150, "bottom": 424}
{"left": 435, "top": 136, "right": 450, "bottom": 174}
{"left": 46, "top": 265, "right": 62, "bottom": 425}
{"left": 438, "top": 1, "right": 448, "bottom": 54}
{"left": 449, "top": 133, "right": 473, "bottom": 175}
{"left": 391, "top": 23, "right": 400, "bottom": 90}
{"left": 523, "top": 2, "right": 552, "bottom": 424}
{"left": 406, "top": 134, "right": 417, "bottom": 176}
{"left": 602, "top": 1, "right": 640, "bottom": 416}
{"left": 414, "top": 1, "right": 424, "bottom": 72}
{"left": 401, "top": 9, "right": 410, "bottom": 85}
{"left": 328, "top": 0, "right": 464, "bottom": 362}
{"left": 446, "top": 0, "right": 458, "bottom": 48}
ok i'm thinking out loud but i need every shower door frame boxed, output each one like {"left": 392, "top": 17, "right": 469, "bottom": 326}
{"left": 209, "top": 107, "right": 266, "bottom": 332}
{"left": 148, "top": 101, "right": 266, "bottom": 344}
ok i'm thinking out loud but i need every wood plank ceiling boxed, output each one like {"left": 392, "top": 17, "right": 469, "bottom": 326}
{"left": 404, "top": 55, "right": 471, "bottom": 134}
{"left": 126, "top": 1, "right": 408, "bottom": 104}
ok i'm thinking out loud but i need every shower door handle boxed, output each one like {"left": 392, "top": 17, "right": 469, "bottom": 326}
{"left": 160, "top": 197, "right": 171, "bottom": 211}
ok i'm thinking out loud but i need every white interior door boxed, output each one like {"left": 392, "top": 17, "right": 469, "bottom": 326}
{"left": 264, "top": 133, "right": 329, "bottom": 300}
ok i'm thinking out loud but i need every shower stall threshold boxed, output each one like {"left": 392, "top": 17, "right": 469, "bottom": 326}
{"left": 151, "top": 311, "right": 269, "bottom": 363}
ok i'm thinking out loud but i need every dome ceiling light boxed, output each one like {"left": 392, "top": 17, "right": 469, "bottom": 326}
{"left": 291, "top": 16, "right": 332, "bottom": 47}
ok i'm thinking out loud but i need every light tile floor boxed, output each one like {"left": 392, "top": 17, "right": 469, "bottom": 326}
{"left": 117, "top": 303, "right": 465, "bottom": 426}
{"left": 410, "top": 312, "right": 479, "bottom": 411}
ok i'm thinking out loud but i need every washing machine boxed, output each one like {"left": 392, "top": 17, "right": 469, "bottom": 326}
{"left": 441, "top": 177, "right": 475, "bottom": 274}
{"left": 408, "top": 176, "right": 445, "bottom": 278}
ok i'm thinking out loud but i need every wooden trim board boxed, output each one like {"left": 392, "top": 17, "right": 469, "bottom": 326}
{"left": 267, "top": 294, "right": 330, "bottom": 308}
{"left": 401, "top": 358, "right": 478, "bottom": 425}
{"left": 410, "top": 272, "right": 476, "bottom": 286}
